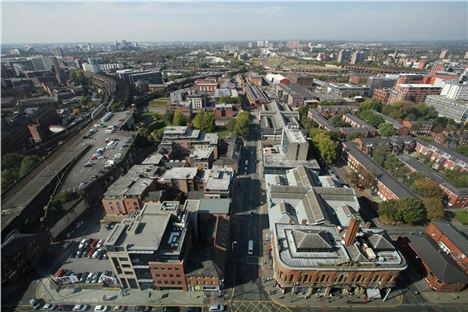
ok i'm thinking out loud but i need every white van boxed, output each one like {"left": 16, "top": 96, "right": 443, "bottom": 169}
{"left": 248, "top": 240, "right": 254, "bottom": 255}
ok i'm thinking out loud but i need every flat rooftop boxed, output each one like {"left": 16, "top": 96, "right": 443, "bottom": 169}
{"left": 284, "top": 127, "right": 307, "bottom": 143}
{"left": 161, "top": 167, "right": 198, "bottom": 180}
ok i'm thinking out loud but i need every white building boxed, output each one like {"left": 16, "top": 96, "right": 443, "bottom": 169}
{"left": 440, "top": 81, "right": 468, "bottom": 101}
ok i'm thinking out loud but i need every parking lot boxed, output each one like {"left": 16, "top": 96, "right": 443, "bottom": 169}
{"left": 53, "top": 210, "right": 115, "bottom": 285}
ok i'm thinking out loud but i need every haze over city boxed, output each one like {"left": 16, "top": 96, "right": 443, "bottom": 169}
{"left": 2, "top": 1, "right": 468, "bottom": 43}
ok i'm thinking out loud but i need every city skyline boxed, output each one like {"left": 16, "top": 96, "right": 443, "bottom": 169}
{"left": 2, "top": 1, "right": 467, "bottom": 44}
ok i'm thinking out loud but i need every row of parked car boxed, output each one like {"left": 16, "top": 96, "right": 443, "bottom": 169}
{"left": 30, "top": 300, "right": 123, "bottom": 312}
{"left": 55, "top": 269, "right": 113, "bottom": 284}
{"left": 75, "top": 238, "right": 108, "bottom": 260}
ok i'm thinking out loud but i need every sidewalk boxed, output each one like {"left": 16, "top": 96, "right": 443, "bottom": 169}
{"left": 35, "top": 278, "right": 216, "bottom": 307}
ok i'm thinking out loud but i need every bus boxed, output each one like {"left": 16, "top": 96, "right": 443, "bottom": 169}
{"left": 248, "top": 240, "right": 254, "bottom": 255}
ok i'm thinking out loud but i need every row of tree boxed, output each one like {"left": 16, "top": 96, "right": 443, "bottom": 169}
{"left": 2, "top": 153, "right": 41, "bottom": 191}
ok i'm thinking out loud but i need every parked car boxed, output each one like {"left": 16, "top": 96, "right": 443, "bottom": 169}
{"left": 208, "top": 305, "right": 224, "bottom": 312}
{"left": 112, "top": 306, "right": 127, "bottom": 311}
{"left": 79, "top": 272, "right": 88, "bottom": 283}
{"left": 72, "top": 305, "right": 89, "bottom": 312}
{"left": 29, "top": 298, "right": 42, "bottom": 310}
{"left": 92, "top": 250, "right": 100, "bottom": 259}
{"left": 75, "top": 249, "right": 83, "bottom": 258}
{"left": 55, "top": 268, "right": 67, "bottom": 278}
{"left": 87, "top": 248, "right": 95, "bottom": 258}
{"left": 57, "top": 305, "right": 74, "bottom": 311}
{"left": 43, "top": 303, "right": 57, "bottom": 310}
{"left": 85, "top": 272, "right": 94, "bottom": 283}
{"left": 96, "top": 239, "right": 104, "bottom": 248}
{"left": 135, "top": 307, "right": 151, "bottom": 312}
{"left": 90, "top": 239, "right": 98, "bottom": 248}
{"left": 94, "top": 306, "right": 109, "bottom": 312}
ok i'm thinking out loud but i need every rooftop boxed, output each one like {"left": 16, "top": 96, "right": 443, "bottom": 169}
{"left": 407, "top": 233, "right": 468, "bottom": 284}
{"left": 104, "top": 165, "right": 158, "bottom": 198}
{"left": 274, "top": 223, "right": 406, "bottom": 271}
{"left": 206, "top": 168, "right": 234, "bottom": 192}
{"left": 398, "top": 155, "right": 468, "bottom": 196}
{"left": 161, "top": 167, "right": 198, "bottom": 180}
{"left": 283, "top": 126, "right": 307, "bottom": 143}
{"left": 343, "top": 141, "right": 416, "bottom": 199}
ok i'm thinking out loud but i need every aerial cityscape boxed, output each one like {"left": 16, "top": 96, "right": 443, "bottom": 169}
{"left": 1, "top": 1, "right": 468, "bottom": 312}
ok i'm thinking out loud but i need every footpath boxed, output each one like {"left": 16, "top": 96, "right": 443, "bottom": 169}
{"left": 34, "top": 278, "right": 230, "bottom": 308}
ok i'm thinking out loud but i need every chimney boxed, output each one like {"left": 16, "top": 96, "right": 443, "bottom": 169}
{"left": 344, "top": 217, "right": 359, "bottom": 247}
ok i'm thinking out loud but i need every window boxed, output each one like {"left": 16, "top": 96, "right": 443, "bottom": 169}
{"left": 118, "top": 257, "right": 128, "bottom": 262}
{"left": 122, "top": 264, "right": 131, "bottom": 268}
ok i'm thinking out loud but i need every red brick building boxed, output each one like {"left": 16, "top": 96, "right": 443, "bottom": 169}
{"left": 342, "top": 141, "right": 415, "bottom": 201}
{"left": 389, "top": 84, "right": 442, "bottom": 104}
{"left": 372, "top": 88, "right": 392, "bottom": 104}
{"left": 194, "top": 78, "right": 218, "bottom": 93}
{"left": 102, "top": 165, "right": 158, "bottom": 216}
{"left": 426, "top": 222, "right": 468, "bottom": 272}
{"left": 399, "top": 234, "right": 468, "bottom": 292}
{"left": 415, "top": 140, "right": 468, "bottom": 172}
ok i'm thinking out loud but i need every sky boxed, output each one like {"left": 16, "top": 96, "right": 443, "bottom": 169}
{"left": 2, "top": 1, "right": 467, "bottom": 43}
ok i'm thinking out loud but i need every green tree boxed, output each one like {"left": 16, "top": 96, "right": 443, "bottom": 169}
{"left": 173, "top": 110, "right": 187, "bottom": 126}
{"left": 111, "top": 101, "right": 121, "bottom": 112}
{"left": 414, "top": 178, "right": 445, "bottom": 200}
{"left": 1, "top": 168, "right": 20, "bottom": 191}
{"left": 2, "top": 153, "right": 24, "bottom": 170}
{"left": 455, "top": 144, "right": 468, "bottom": 157}
{"left": 234, "top": 111, "right": 251, "bottom": 137}
{"left": 80, "top": 96, "right": 92, "bottom": 107}
{"left": 226, "top": 118, "right": 237, "bottom": 133}
{"left": 379, "top": 200, "right": 399, "bottom": 222}
{"left": 163, "top": 111, "right": 174, "bottom": 125}
{"left": 193, "top": 111, "right": 216, "bottom": 132}
{"left": 423, "top": 198, "right": 445, "bottom": 221}
{"left": 19, "top": 155, "right": 40, "bottom": 177}
{"left": 398, "top": 198, "right": 427, "bottom": 224}
{"left": 311, "top": 132, "right": 339, "bottom": 165}
{"left": 378, "top": 123, "right": 396, "bottom": 137}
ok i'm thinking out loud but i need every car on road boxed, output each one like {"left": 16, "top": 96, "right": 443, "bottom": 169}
{"left": 248, "top": 240, "right": 254, "bottom": 255}
{"left": 29, "top": 298, "right": 42, "bottom": 310}
{"left": 72, "top": 305, "right": 89, "bottom": 312}
{"left": 208, "top": 305, "right": 224, "bottom": 312}
{"left": 94, "top": 306, "right": 109, "bottom": 312}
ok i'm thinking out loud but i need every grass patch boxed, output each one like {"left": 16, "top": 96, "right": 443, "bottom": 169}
{"left": 453, "top": 211, "right": 468, "bottom": 225}
{"left": 149, "top": 97, "right": 170, "bottom": 107}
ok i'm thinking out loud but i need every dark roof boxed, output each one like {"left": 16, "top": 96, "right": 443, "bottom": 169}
{"left": 431, "top": 221, "right": 468, "bottom": 255}
{"left": 398, "top": 155, "right": 468, "bottom": 196}
{"left": 343, "top": 142, "right": 416, "bottom": 199}
{"left": 407, "top": 234, "right": 468, "bottom": 284}
{"left": 214, "top": 216, "right": 230, "bottom": 249}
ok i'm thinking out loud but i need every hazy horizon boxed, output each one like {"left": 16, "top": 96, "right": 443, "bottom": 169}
{"left": 2, "top": 1, "right": 467, "bottom": 44}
